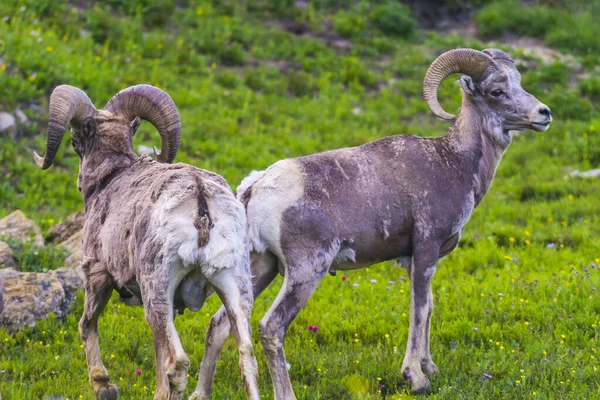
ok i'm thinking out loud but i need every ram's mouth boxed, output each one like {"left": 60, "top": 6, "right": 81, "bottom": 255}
{"left": 531, "top": 121, "right": 551, "bottom": 131}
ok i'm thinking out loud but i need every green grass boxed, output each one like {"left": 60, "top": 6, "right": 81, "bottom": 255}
{"left": 0, "top": 0, "right": 599, "bottom": 399}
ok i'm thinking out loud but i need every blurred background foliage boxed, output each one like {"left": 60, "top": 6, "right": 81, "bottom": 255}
{"left": 0, "top": 0, "right": 598, "bottom": 399}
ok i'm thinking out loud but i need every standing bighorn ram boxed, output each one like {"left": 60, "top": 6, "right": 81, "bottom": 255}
{"left": 193, "top": 48, "right": 552, "bottom": 398}
{"left": 34, "top": 85, "right": 259, "bottom": 400}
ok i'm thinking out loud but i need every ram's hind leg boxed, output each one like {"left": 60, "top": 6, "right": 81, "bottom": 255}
{"left": 142, "top": 269, "right": 190, "bottom": 400}
{"left": 78, "top": 262, "right": 118, "bottom": 400}
{"left": 191, "top": 252, "right": 277, "bottom": 400}
{"left": 259, "top": 252, "right": 333, "bottom": 400}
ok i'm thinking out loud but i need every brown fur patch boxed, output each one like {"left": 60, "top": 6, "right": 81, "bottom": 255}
{"left": 194, "top": 180, "right": 212, "bottom": 247}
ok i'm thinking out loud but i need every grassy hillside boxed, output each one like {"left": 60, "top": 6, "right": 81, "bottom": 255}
{"left": 0, "top": 0, "right": 599, "bottom": 399}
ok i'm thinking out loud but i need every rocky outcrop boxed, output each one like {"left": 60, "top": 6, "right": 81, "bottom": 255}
{"left": 0, "top": 241, "right": 17, "bottom": 269}
{"left": 0, "top": 267, "right": 83, "bottom": 333}
{"left": 48, "top": 211, "right": 85, "bottom": 243}
{"left": 60, "top": 231, "right": 83, "bottom": 269}
{"left": 0, "top": 210, "right": 44, "bottom": 246}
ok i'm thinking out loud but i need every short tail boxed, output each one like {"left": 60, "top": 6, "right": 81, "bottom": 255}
{"left": 236, "top": 170, "right": 266, "bottom": 205}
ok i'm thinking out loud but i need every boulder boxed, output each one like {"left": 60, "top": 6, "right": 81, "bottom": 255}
{"left": 0, "top": 241, "right": 17, "bottom": 269}
{"left": 59, "top": 231, "right": 83, "bottom": 269}
{"left": 57, "top": 230, "right": 82, "bottom": 254}
{"left": 0, "top": 266, "right": 83, "bottom": 333}
{"left": 0, "top": 112, "right": 16, "bottom": 137}
{"left": 0, "top": 210, "right": 44, "bottom": 246}
{"left": 48, "top": 211, "right": 85, "bottom": 243}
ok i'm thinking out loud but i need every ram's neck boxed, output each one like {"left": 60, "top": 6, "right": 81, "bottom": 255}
{"left": 446, "top": 101, "right": 511, "bottom": 206}
{"left": 79, "top": 153, "right": 135, "bottom": 204}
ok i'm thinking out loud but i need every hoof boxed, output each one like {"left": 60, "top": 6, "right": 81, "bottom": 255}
{"left": 96, "top": 384, "right": 118, "bottom": 400}
{"left": 403, "top": 368, "right": 431, "bottom": 394}
{"left": 188, "top": 392, "right": 207, "bottom": 400}
{"left": 421, "top": 360, "right": 439, "bottom": 377}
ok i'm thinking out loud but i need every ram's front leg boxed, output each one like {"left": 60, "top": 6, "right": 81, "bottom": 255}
{"left": 401, "top": 241, "right": 438, "bottom": 393}
{"left": 79, "top": 264, "right": 118, "bottom": 400}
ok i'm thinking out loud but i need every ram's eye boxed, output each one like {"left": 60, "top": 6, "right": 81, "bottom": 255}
{"left": 490, "top": 89, "right": 503, "bottom": 97}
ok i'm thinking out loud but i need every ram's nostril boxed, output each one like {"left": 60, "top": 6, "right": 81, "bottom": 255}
{"left": 539, "top": 107, "right": 551, "bottom": 117}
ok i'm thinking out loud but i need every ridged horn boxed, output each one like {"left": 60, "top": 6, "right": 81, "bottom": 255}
{"left": 104, "top": 85, "right": 181, "bottom": 163}
{"left": 423, "top": 48, "right": 500, "bottom": 121}
{"left": 34, "top": 85, "right": 97, "bottom": 169}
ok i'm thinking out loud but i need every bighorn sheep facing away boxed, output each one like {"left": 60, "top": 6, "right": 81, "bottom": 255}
{"left": 193, "top": 48, "right": 552, "bottom": 398}
{"left": 34, "top": 85, "right": 259, "bottom": 400}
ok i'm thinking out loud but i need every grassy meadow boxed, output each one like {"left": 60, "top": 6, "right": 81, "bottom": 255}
{"left": 0, "top": 0, "right": 599, "bottom": 398}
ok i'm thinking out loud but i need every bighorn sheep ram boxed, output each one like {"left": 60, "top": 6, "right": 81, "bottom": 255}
{"left": 34, "top": 85, "right": 259, "bottom": 400}
{"left": 193, "top": 48, "right": 552, "bottom": 398}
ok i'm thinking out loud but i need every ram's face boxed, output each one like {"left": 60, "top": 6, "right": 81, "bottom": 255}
{"left": 464, "top": 51, "right": 552, "bottom": 133}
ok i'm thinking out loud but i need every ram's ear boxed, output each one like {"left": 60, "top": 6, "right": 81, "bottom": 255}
{"left": 130, "top": 116, "right": 141, "bottom": 137}
{"left": 82, "top": 117, "right": 96, "bottom": 140}
{"left": 460, "top": 75, "right": 479, "bottom": 97}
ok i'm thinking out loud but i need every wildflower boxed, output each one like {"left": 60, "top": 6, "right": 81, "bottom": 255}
{"left": 509, "top": 237, "right": 515, "bottom": 243}
{"left": 28, "top": 73, "right": 37, "bottom": 82}
{"left": 524, "top": 321, "right": 529, "bottom": 326}
{"left": 504, "top": 255, "right": 512, "bottom": 260}
{"left": 1, "top": 64, "right": 6, "bottom": 71}
{"left": 525, "top": 240, "right": 531, "bottom": 245}
{"left": 400, "top": 289, "right": 404, "bottom": 293}
{"left": 473, "top": 327, "right": 478, "bottom": 331}
{"left": 377, "top": 377, "right": 382, "bottom": 381}
{"left": 370, "top": 279, "right": 377, "bottom": 284}
{"left": 111, "top": 354, "right": 115, "bottom": 359}
{"left": 353, "top": 283, "right": 358, "bottom": 287}
{"left": 385, "top": 333, "right": 390, "bottom": 339}
{"left": 516, "top": 380, "right": 521, "bottom": 384}
{"left": 196, "top": 7, "right": 204, "bottom": 15}
{"left": 157, "top": 43, "right": 163, "bottom": 49}
{"left": 525, "top": 230, "right": 530, "bottom": 237}
{"left": 303, "top": 385, "right": 307, "bottom": 389}
{"left": 547, "top": 243, "right": 555, "bottom": 249}
{"left": 483, "top": 373, "right": 492, "bottom": 379}
{"left": 136, "top": 369, "right": 142, "bottom": 375}
{"left": 211, "top": 62, "right": 217, "bottom": 69}
{"left": 484, "top": 309, "right": 490, "bottom": 313}
{"left": 45, "top": 46, "right": 53, "bottom": 52}
{"left": 177, "top": 38, "right": 183, "bottom": 46}
{"left": 342, "top": 275, "right": 347, "bottom": 281}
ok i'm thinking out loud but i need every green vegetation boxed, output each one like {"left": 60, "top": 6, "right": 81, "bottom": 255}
{"left": 0, "top": 0, "right": 598, "bottom": 399}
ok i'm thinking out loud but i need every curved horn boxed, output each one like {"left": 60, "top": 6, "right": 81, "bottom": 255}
{"left": 104, "top": 85, "right": 181, "bottom": 163}
{"left": 423, "top": 48, "right": 500, "bottom": 121}
{"left": 34, "top": 85, "right": 97, "bottom": 169}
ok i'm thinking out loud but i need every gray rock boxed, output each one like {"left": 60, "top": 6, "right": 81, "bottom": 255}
{"left": 57, "top": 230, "right": 82, "bottom": 254}
{"left": 0, "top": 210, "right": 44, "bottom": 246}
{"left": 0, "top": 241, "right": 17, "bottom": 269}
{"left": 570, "top": 168, "right": 600, "bottom": 179}
{"left": 48, "top": 211, "right": 85, "bottom": 243}
{"left": 0, "top": 112, "right": 16, "bottom": 137}
{"left": 0, "top": 266, "right": 83, "bottom": 333}
{"left": 14, "top": 108, "right": 30, "bottom": 126}
{"left": 137, "top": 144, "right": 154, "bottom": 155}
{"left": 59, "top": 231, "right": 83, "bottom": 270}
